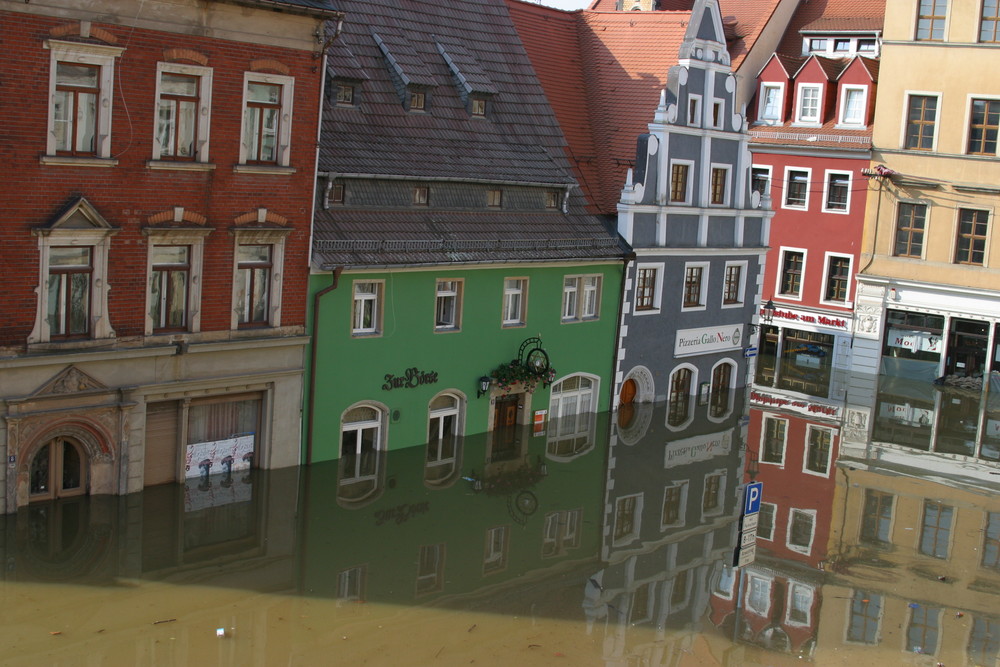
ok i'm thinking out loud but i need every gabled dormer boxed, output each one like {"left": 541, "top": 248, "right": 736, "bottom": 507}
{"left": 789, "top": 56, "right": 847, "bottom": 127}
{"left": 436, "top": 39, "right": 498, "bottom": 118}
{"left": 833, "top": 56, "right": 878, "bottom": 129}
{"left": 371, "top": 28, "right": 438, "bottom": 112}
{"left": 326, "top": 38, "right": 369, "bottom": 108}
{"left": 754, "top": 53, "right": 804, "bottom": 125}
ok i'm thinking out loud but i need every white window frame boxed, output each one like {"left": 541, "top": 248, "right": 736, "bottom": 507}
{"left": 708, "top": 163, "right": 731, "bottom": 206}
{"left": 838, "top": 85, "right": 868, "bottom": 127}
{"left": 745, "top": 574, "right": 772, "bottom": 616}
{"left": 661, "top": 480, "right": 689, "bottom": 529}
{"left": 757, "top": 82, "right": 784, "bottom": 124}
{"left": 821, "top": 252, "right": 853, "bottom": 306}
{"left": 721, "top": 260, "right": 747, "bottom": 308}
{"left": 666, "top": 363, "right": 698, "bottom": 431}
{"left": 339, "top": 402, "right": 388, "bottom": 502}
{"left": 483, "top": 525, "right": 509, "bottom": 573}
{"left": 633, "top": 262, "right": 664, "bottom": 315}
{"left": 238, "top": 71, "right": 294, "bottom": 168}
{"left": 687, "top": 93, "right": 702, "bottom": 127}
{"left": 710, "top": 99, "right": 725, "bottom": 129}
{"left": 44, "top": 40, "right": 123, "bottom": 161}
{"left": 708, "top": 359, "right": 736, "bottom": 422}
{"left": 613, "top": 492, "right": 643, "bottom": 546}
{"left": 668, "top": 159, "right": 695, "bottom": 204}
{"left": 229, "top": 228, "right": 288, "bottom": 330}
{"left": 803, "top": 424, "right": 835, "bottom": 477}
{"left": 29, "top": 202, "right": 117, "bottom": 345}
{"left": 782, "top": 167, "right": 811, "bottom": 210}
{"left": 822, "top": 170, "right": 852, "bottom": 214}
{"left": 795, "top": 83, "right": 823, "bottom": 125}
{"left": 501, "top": 277, "right": 527, "bottom": 327}
{"left": 776, "top": 246, "right": 807, "bottom": 301}
{"left": 786, "top": 582, "right": 815, "bottom": 626}
{"left": 681, "top": 261, "right": 710, "bottom": 312}
{"left": 760, "top": 414, "right": 788, "bottom": 467}
{"left": 547, "top": 374, "right": 598, "bottom": 461}
{"left": 901, "top": 91, "right": 941, "bottom": 151}
{"left": 562, "top": 274, "right": 601, "bottom": 322}
{"left": 758, "top": 502, "right": 777, "bottom": 541}
{"left": 151, "top": 62, "right": 213, "bottom": 164}
{"left": 434, "top": 278, "right": 463, "bottom": 332}
{"left": 144, "top": 228, "right": 210, "bottom": 335}
{"left": 426, "top": 391, "right": 464, "bottom": 485}
{"left": 787, "top": 508, "right": 817, "bottom": 554}
{"left": 712, "top": 565, "right": 736, "bottom": 599}
{"left": 351, "top": 279, "right": 384, "bottom": 337}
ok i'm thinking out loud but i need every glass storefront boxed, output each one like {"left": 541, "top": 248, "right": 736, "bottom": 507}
{"left": 755, "top": 326, "right": 834, "bottom": 399}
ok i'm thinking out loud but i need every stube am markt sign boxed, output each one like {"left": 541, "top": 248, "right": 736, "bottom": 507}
{"left": 674, "top": 325, "right": 743, "bottom": 358}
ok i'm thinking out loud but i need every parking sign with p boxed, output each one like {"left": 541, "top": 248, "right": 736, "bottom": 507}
{"left": 743, "top": 482, "right": 763, "bottom": 515}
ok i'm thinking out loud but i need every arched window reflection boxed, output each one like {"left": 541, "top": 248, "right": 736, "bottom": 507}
{"left": 425, "top": 392, "right": 464, "bottom": 486}
{"left": 547, "top": 374, "right": 598, "bottom": 460}
{"left": 339, "top": 403, "right": 386, "bottom": 505}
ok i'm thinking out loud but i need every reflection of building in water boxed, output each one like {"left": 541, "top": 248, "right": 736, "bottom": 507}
{"left": 820, "top": 463, "right": 1000, "bottom": 665}
{"left": 587, "top": 395, "right": 745, "bottom": 663}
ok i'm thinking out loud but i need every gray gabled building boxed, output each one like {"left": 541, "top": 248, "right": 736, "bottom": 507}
{"left": 613, "top": 0, "right": 773, "bottom": 429}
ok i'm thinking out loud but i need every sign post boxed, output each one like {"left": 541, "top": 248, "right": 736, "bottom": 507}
{"left": 733, "top": 482, "right": 763, "bottom": 567}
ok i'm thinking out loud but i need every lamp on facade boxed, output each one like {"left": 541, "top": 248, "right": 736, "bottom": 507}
{"left": 477, "top": 375, "right": 491, "bottom": 398}
{"left": 761, "top": 299, "right": 776, "bottom": 325}
{"left": 746, "top": 448, "right": 760, "bottom": 481}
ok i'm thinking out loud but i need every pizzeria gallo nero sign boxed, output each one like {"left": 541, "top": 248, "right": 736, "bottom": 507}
{"left": 674, "top": 325, "right": 743, "bottom": 357}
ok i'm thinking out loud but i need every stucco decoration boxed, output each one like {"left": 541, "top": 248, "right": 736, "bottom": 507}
{"left": 647, "top": 134, "right": 658, "bottom": 155}
{"left": 31, "top": 366, "right": 108, "bottom": 396}
{"left": 615, "top": 402, "right": 654, "bottom": 446}
{"left": 623, "top": 365, "right": 655, "bottom": 403}
{"left": 842, "top": 408, "right": 871, "bottom": 443}
{"left": 854, "top": 304, "right": 883, "bottom": 338}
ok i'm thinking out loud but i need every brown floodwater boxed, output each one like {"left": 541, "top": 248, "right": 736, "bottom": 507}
{"left": 3, "top": 384, "right": 1000, "bottom": 666}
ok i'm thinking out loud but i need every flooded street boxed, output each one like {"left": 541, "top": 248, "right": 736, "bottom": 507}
{"left": 2, "top": 380, "right": 999, "bottom": 666}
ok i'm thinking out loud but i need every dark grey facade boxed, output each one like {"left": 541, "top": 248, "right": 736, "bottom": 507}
{"left": 613, "top": 0, "right": 772, "bottom": 426}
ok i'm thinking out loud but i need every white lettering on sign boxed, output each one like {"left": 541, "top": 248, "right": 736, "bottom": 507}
{"left": 761, "top": 306, "right": 850, "bottom": 330}
{"left": 886, "top": 327, "right": 942, "bottom": 353}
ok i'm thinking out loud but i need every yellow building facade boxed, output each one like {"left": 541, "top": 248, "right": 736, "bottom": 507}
{"left": 852, "top": 0, "right": 1000, "bottom": 395}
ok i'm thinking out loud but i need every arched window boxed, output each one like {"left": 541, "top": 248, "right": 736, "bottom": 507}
{"left": 548, "top": 374, "right": 598, "bottom": 459}
{"left": 709, "top": 360, "right": 735, "bottom": 419}
{"left": 339, "top": 403, "right": 386, "bottom": 505}
{"left": 667, "top": 366, "right": 695, "bottom": 427}
{"left": 29, "top": 437, "right": 87, "bottom": 501}
{"left": 425, "top": 392, "right": 463, "bottom": 486}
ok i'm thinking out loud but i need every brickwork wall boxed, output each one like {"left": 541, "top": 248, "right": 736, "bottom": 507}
{"left": 0, "top": 11, "right": 321, "bottom": 348}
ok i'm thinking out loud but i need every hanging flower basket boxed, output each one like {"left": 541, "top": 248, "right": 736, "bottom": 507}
{"left": 489, "top": 360, "right": 556, "bottom": 394}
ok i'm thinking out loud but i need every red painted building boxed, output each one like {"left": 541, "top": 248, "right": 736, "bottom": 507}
{"left": 749, "top": 3, "right": 883, "bottom": 408}
{"left": 0, "top": 0, "right": 340, "bottom": 511}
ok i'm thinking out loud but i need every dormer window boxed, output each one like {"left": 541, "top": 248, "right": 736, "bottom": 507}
{"left": 487, "top": 189, "right": 502, "bottom": 208}
{"left": 795, "top": 84, "right": 822, "bottom": 124}
{"left": 858, "top": 39, "right": 877, "bottom": 53}
{"left": 758, "top": 84, "right": 783, "bottom": 123}
{"left": 470, "top": 97, "right": 486, "bottom": 116}
{"left": 336, "top": 84, "right": 355, "bottom": 106}
{"left": 833, "top": 39, "right": 851, "bottom": 53}
{"left": 839, "top": 86, "right": 867, "bottom": 126}
{"left": 809, "top": 38, "right": 827, "bottom": 52}
{"left": 331, "top": 183, "right": 345, "bottom": 205}
{"left": 410, "top": 91, "right": 426, "bottom": 111}
{"left": 545, "top": 191, "right": 560, "bottom": 209}
{"left": 413, "top": 186, "right": 429, "bottom": 206}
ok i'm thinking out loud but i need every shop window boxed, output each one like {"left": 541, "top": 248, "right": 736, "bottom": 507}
{"left": 547, "top": 375, "right": 597, "bottom": 459}
{"left": 905, "top": 95, "right": 938, "bottom": 150}
{"left": 882, "top": 309, "right": 944, "bottom": 363}
{"left": 755, "top": 325, "right": 779, "bottom": 386}
{"left": 846, "top": 590, "right": 882, "bottom": 644}
{"left": 778, "top": 329, "right": 834, "bottom": 397}
{"left": 861, "top": 490, "right": 894, "bottom": 544}
{"left": 919, "top": 499, "right": 953, "bottom": 559}
{"left": 186, "top": 393, "right": 261, "bottom": 478}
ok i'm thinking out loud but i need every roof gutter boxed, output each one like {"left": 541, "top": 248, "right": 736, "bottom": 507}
{"left": 318, "top": 254, "right": 627, "bottom": 272}
{"left": 317, "top": 171, "right": 576, "bottom": 189}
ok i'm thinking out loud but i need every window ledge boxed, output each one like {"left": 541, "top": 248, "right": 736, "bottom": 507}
{"left": 233, "top": 164, "right": 297, "bottom": 176}
{"left": 148, "top": 160, "right": 217, "bottom": 172}
{"left": 40, "top": 155, "right": 118, "bottom": 168}
{"left": 27, "top": 337, "right": 118, "bottom": 352}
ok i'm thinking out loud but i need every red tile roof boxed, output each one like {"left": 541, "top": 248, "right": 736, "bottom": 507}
{"left": 776, "top": 0, "right": 885, "bottom": 56}
{"left": 508, "top": 0, "right": 786, "bottom": 215}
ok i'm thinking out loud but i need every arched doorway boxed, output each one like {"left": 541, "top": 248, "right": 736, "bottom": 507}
{"left": 29, "top": 438, "right": 87, "bottom": 502}
{"left": 618, "top": 378, "right": 637, "bottom": 428}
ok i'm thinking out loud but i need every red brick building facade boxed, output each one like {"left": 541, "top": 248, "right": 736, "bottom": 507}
{"left": 0, "top": 0, "right": 339, "bottom": 511}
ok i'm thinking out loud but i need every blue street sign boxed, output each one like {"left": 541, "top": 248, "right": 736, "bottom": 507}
{"left": 743, "top": 482, "right": 763, "bottom": 515}
{"left": 744, "top": 347, "right": 757, "bottom": 358}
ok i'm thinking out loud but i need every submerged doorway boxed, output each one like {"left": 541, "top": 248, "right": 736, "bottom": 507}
{"left": 29, "top": 438, "right": 87, "bottom": 502}
{"left": 490, "top": 393, "right": 522, "bottom": 463}
{"left": 946, "top": 318, "right": 988, "bottom": 378}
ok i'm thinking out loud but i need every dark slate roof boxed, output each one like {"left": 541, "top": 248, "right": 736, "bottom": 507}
{"left": 313, "top": 209, "right": 625, "bottom": 268}
{"left": 314, "top": 0, "right": 627, "bottom": 269}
